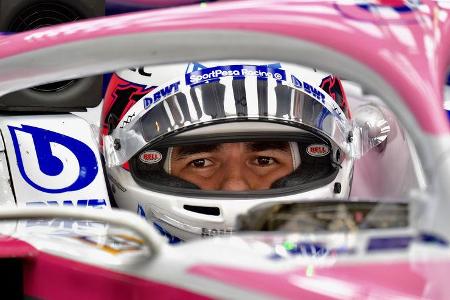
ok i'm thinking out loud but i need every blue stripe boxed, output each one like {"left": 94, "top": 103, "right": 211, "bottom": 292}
{"left": 394, "top": 5, "right": 413, "bottom": 12}
{"left": 368, "top": 236, "right": 413, "bottom": 251}
{"left": 357, "top": 3, "right": 412, "bottom": 13}
{"left": 419, "top": 233, "right": 448, "bottom": 246}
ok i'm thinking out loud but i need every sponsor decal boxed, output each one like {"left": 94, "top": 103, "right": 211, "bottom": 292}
{"left": 26, "top": 199, "right": 107, "bottom": 208}
{"left": 292, "top": 74, "right": 345, "bottom": 122}
{"left": 8, "top": 125, "right": 98, "bottom": 194}
{"left": 291, "top": 74, "right": 326, "bottom": 103}
{"left": 186, "top": 65, "right": 286, "bottom": 86}
{"left": 105, "top": 77, "right": 155, "bottom": 131}
{"left": 137, "top": 204, "right": 147, "bottom": 218}
{"left": 201, "top": 228, "right": 233, "bottom": 237}
{"left": 306, "top": 144, "right": 330, "bottom": 157}
{"left": 268, "top": 241, "right": 354, "bottom": 261}
{"left": 153, "top": 222, "right": 182, "bottom": 244}
{"left": 119, "top": 112, "right": 135, "bottom": 129}
{"left": 25, "top": 219, "right": 105, "bottom": 232}
{"left": 335, "top": 0, "right": 420, "bottom": 24}
{"left": 367, "top": 236, "right": 413, "bottom": 251}
{"left": 78, "top": 234, "right": 144, "bottom": 254}
{"left": 186, "top": 61, "right": 208, "bottom": 73}
{"left": 129, "top": 66, "right": 152, "bottom": 77}
{"left": 320, "top": 75, "right": 348, "bottom": 120}
{"left": 139, "top": 150, "right": 163, "bottom": 164}
{"left": 304, "top": 82, "right": 325, "bottom": 102}
{"left": 270, "top": 242, "right": 328, "bottom": 259}
{"left": 356, "top": 0, "right": 418, "bottom": 13}
{"left": 367, "top": 234, "right": 448, "bottom": 252}
{"left": 143, "top": 81, "right": 181, "bottom": 109}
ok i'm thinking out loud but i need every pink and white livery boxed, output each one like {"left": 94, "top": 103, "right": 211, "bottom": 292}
{"left": 0, "top": 0, "right": 448, "bottom": 298}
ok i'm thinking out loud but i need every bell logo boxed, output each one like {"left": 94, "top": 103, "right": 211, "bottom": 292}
{"left": 139, "top": 150, "right": 162, "bottom": 164}
{"left": 306, "top": 144, "right": 330, "bottom": 157}
{"left": 8, "top": 125, "right": 98, "bottom": 194}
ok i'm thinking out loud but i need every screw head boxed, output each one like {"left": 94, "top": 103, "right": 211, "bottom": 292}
{"left": 333, "top": 182, "right": 342, "bottom": 194}
{"left": 113, "top": 139, "right": 121, "bottom": 150}
{"left": 347, "top": 132, "right": 353, "bottom": 143}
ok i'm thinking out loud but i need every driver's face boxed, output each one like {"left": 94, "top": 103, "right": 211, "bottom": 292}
{"left": 170, "top": 142, "right": 295, "bottom": 191}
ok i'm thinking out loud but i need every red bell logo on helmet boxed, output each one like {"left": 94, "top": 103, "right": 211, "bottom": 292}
{"left": 306, "top": 144, "right": 330, "bottom": 157}
{"left": 139, "top": 150, "right": 163, "bottom": 164}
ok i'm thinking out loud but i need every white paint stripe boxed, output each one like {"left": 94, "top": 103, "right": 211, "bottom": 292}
{"left": 172, "top": 94, "right": 185, "bottom": 125}
{"left": 184, "top": 91, "right": 199, "bottom": 124}
{"left": 193, "top": 85, "right": 212, "bottom": 122}
{"left": 163, "top": 101, "right": 175, "bottom": 127}
{"left": 222, "top": 76, "right": 237, "bottom": 116}
{"left": 244, "top": 76, "right": 259, "bottom": 116}
{"left": 163, "top": 147, "right": 173, "bottom": 174}
{"left": 289, "top": 141, "right": 301, "bottom": 170}
{"left": 267, "top": 78, "right": 278, "bottom": 116}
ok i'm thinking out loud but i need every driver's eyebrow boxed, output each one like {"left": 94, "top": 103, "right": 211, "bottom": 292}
{"left": 173, "top": 144, "right": 221, "bottom": 158}
{"left": 246, "top": 141, "right": 290, "bottom": 152}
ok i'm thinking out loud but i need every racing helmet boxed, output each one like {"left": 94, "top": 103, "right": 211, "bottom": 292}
{"left": 102, "top": 62, "right": 361, "bottom": 242}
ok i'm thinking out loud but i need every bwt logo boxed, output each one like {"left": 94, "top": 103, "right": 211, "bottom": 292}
{"left": 291, "top": 75, "right": 325, "bottom": 103}
{"left": 25, "top": 218, "right": 106, "bottom": 231}
{"left": 143, "top": 81, "right": 180, "bottom": 109}
{"left": 8, "top": 125, "right": 98, "bottom": 194}
{"left": 26, "top": 199, "right": 107, "bottom": 208}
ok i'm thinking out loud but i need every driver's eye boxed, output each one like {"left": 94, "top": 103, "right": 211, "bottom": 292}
{"left": 190, "top": 158, "right": 212, "bottom": 168}
{"left": 256, "top": 156, "right": 275, "bottom": 166}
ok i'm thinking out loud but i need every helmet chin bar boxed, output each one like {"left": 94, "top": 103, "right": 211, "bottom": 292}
{"left": 109, "top": 154, "right": 354, "bottom": 241}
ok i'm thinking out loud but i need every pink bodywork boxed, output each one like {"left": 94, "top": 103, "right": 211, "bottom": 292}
{"left": 2, "top": 233, "right": 447, "bottom": 299}
{"left": 0, "top": 0, "right": 449, "bottom": 299}
{"left": 0, "top": 236, "right": 210, "bottom": 299}
{"left": 0, "top": 0, "right": 448, "bottom": 133}
{"left": 190, "top": 260, "right": 450, "bottom": 299}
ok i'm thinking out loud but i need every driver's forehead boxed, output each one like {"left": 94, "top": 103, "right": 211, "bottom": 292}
{"left": 172, "top": 141, "right": 291, "bottom": 156}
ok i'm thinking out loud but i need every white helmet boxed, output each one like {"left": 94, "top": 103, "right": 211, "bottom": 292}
{"left": 102, "top": 61, "right": 367, "bottom": 242}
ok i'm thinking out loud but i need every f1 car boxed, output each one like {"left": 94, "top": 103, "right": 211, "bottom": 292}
{"left": 0, "top": 0, "right": 449, "bottom": 298}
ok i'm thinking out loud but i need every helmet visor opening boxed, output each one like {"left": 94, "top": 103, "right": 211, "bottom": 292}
{"left": 130, "top": 134, "right": 340, "bottom": 196}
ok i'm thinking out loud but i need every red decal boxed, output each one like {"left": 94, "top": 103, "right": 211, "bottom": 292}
{"left": 306, "top": 144, "right": 330, "bottom": 157}
{"left": 139, "top": 150, "right": 163, "bottom": 164}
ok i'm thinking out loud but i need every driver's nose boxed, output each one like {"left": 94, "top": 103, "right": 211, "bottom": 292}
{"left": 220, "top": 178, "right": 251, "bottom": 191}
{"left": 219, "top": 163, "right": 251, "bottom": 191}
